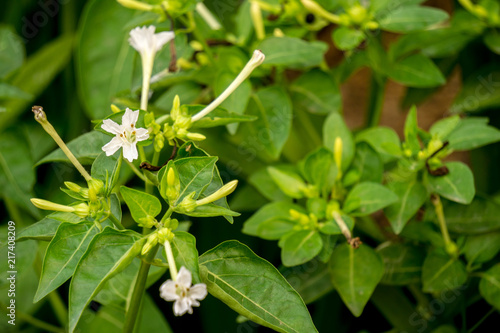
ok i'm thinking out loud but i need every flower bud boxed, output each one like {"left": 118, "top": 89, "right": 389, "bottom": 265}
{"left": 171, "top": 95, "right": 181, "bottom": 121}
{"left": 142, "top": 232, "right": 159, "bottom": 255}
{"left": 165, "top": 167, "right": 181, "bottom": 204}
{"left": 31, "top": 198, "right": 75, "bottom": 213}
{"left": 117, "top": 0, "right": 153, "bottom": 11}
{"left": 157, "top": 227, "right": 174, "bottom": 243}
{"left": 73, "top": 203, "right": 90, "bottom": 218}
{"left": 289, "top": 209, "right": 309, "bottom": 225}
{"left": 177, "top": 192, "right": 197, "bottom": 213}
{"left": 186, "top": 132, "right": 206, "bottom": 141}
{"left": 334, "top": 137, "right": 343, "bottom": 174}
{"left": 196, "top": 180, "right": 238, "bottom": 206}
{"left": 110, "top": 104, "right": 121, "bottom": 113}
{"left": 348, "top": 4, "right": 367, "bottom": 25}
{"left": 138, "top": 215, "right": 157, "bottom": 228}
{"left": 87, "top": 178, "right": 104, "bottom": 202}
{"left": 154, "top": 134, "right": 165, "bottom": 152}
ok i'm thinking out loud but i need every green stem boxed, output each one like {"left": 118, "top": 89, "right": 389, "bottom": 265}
{"left": 125, "top": 160, "right": 148, "bottom": 182}
{"left": 365, "top": 73, "right": 386, "bottom": 128}
{"left": 467, "top": 308, "right": 495, "bottom": 333}
{"left": 431, "top": 194, "right": 456, "bottom": 255}
{"left": 160, "top": 207, "right": 174, "bottom": 224}
{"left": 123, "top": 245, "right": 159, "bottom": 333}
{"left": 108, "top": 212, "right": 125, "bottom": 230}
{"left": 164, "top": 239, "right": 178, "bottom": 281}
{"left": 4, "top": 197, "right": 25, "bottom": 227}
{"left": 295, "top": 108, "right": 322, "bottom": 148}
{"left": 152, "top": 150, "right": 160, "bottom": 167}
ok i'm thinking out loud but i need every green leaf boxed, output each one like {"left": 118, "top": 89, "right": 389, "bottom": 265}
{"left": 333, "top": 27, "right": 365, "bottom": 51}
{"left": 185, "top": 105, "right": 257, "bottom": 129}
{"left": 0, "top": 34, "right": 72, "bottom": 131}
{"left": 267, "top": 166, "right": 307, "bottom": 199}
{"left": 257, "top": 219, "right": 297, "bottom": 240}
{"left": 479, "top": 264, "right": 500, "bottom": 311}
{"left": 422, "top": 250, "right": 467, "bottom": 292}
{"left": 388, "top": 54, "right": 446, "bottom": 88}
{"left": 280, "top": 260, "right": 334, "bottom": 304}
{"left": 328, "top": 244, "right": 384, "bottom": 317}
{"left": 120, "top": 186, "right": 162, "bottom": 223}
{"left": 404, "top": 106, "right": 421, "bottom": 154}
{"left": 378, "top": 6, "right": 449, "bottom": 33}
{"left": 323, "top": 112, "right": 355, "bottom": 171}
{"left": 280, "top": 230, "right": 323, "bottom": 267}
{"left": 355, "top": 126, "right": 402, "bottom": 162}
{"left": 0, "top": 26, "right": 25, "bottom": 78}
{"left": 91, "top": 152, "right": 122, "bottom": 195}
{"left": 68, "top": 228, "right": 144, "bottom": 333}
{"left": 248, "top": 168, "right": 288, "bottom": 201}
{"left": 182, "top": 203, "right": 240, "bottom": 218}
{"left": 377, "top": 242, "right": 425, "bottom": 285}
{"left": 258, "top": 36, "right": 328, "bottom": 68}
{"left": 17, "top": 212, "right": 82, "bottom": 242}
{"left": 299, "top": 147, "right": 337, "bottom": 197}
{"left": 238, "top": 87, "right": 293, "bottom": 161}
{"left": 384, "top": 181, "right": 428, "bottom": 234}
{"left": 199, "top": 240, "right": 318, "bottom": 333}
{"left": 34, "top": 222, "right": 99, "bottom": 302}
{"left": 242, "top": 201, "right": 304, "bottom": 237}
{"left": 462, "top": 231, "right": 500, "bottom": 264}
{"left": 214, "top": 70, "right": 252, "bottom": 134}
{"left": 173, "top": 156, "right": 217, "bottom": 205}
{"left": 0, "top": 132, "right": 38, "bottom": 217}
{"left": 429, "top": 115, "right": 461, "bottom": 140}
{"left": 432, "top": 196, "right": 500, "bottom": 234}
{"left": 76, "top": 0, "right": 135, "bottom": 119}
{"left": 450, "top": 69, "right": 500, "bottom": 113}
{"left": 447, "top": 118, "right": 500, "bottom": 151}
{"left": 343, "top": 182, "right": 398, "bottom": 216}
{"left": 426, "top": 162, "right": 475, "bottom": 204}
{"left": 37, "top": 131, "right": 110, "bottom": 166}
{"left": 350, "top": 143, "right": 383, "bottom": 184}
{"left": 290, "top": 69, "right": 341, "bottom": 115}
{"left": 484, "top": 30, "right": 500, "bottom": 55}
{"left": 319, "top": 215, "right": 354, "bottom": 235}
{"left": 0, "top": 82, "right": 32, "bottom": 100}
{"left": 171, "top": 231, "right": 201, "bottom": 284}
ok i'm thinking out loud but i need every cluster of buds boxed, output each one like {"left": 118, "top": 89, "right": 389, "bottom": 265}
{"left": 289, "top": 209, "right": 318, "bottom": 231}
{"left": 141, "top": 226, "right": 175, "bottom": 255}
{"left": 164, "top": 96, "right": 206, "bottom": 144}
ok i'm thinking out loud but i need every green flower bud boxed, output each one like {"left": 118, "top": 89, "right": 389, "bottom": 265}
{"left": 326, "top": 200, "right": 341, "bottom": 219}
{"left": 165, "top": 167, "right": 181, "bottom": 204}
{"left": 31, "top": 198, "right": 75, "bottom": 213}
{"left": 72, "top": 203, "right": 90, "bottom": 218}
{"left": 157, "top": 227, "right": 175, "bottom": 243}
{"left": 177, "top": 192, "right": 197, "bottom": 213}
{"left": 138, "top": 215, "right": 157, "bottom": 228}
{"left": 87, "top": 178, "right": 104, "bottom": 202}
{"left": 348, "top": 4, "right": 368, "bottom": 25}
{"left": 196, "top": 180, "right": 238, "bottom": 206}
{"left": 142, "top": 232, "right": 159, "bottom": 255}
{"left": 171, "top": 95, "right": 181, "bottom": 121}
{"left": 110, "top": 104, "right": 121, "bottom": 113}
{"left": 154, "top": 134, "right": 165, "bottom": 152}
{"left": 186, "top": 132, "right": 206, "bottom": 141}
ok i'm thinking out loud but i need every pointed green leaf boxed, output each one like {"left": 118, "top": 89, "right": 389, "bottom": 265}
{"left": 343, "top": 182, "right": 398, "bottom": 216}
{"left": 379, "top": 6, "right": 449, "bottom": 33}
{"left": 384, "top": 181, "right": 428, "bottom": 234}
{"left": 199, "top": 240, "right": 318, "bottom": 333}
{"left": 173, "top": 156, "right": 218, "bottom": 205}
{"left": 422, "top": 250, "right": 467, "bottom": 292}
{"left": 388, "top": 54, "right": 446, "bottom": 88}
{"left": 479, "top": 264, "right": 500, "bottom": 310}
{"left": 267, "top": 166, "right": 307, "bottom": 199}
{"left": 333, "top": 27, "right": 365, "bottom": 51}
{"left": 187, "top": 105, "right": 257, "bottom": 129}
{"left": 120, "top": 186, "right": 162, "bottom": 222}
{"left": 171, "top": 231, "right": 201, "bottom": 284}
{"left": 34, "top": 222, "right": 99, "bottom": 302}
{"left": 91, "top": 152, "right": 122, "bottom": 195}
{"left": 68, "top": 228, "right": 144, "bottom": 333}
{"left": 280, "top": 230, "right": 323, "bottom": 267}
{"left": 447, "top": 119, "right": 500, "bottom": 151}
{"left": 328, "top": 244, "right": 384, "bottom": 317}
{"left": 426, "top": 162, "right": 475, "bottom": 204}
{"left": 17, "top": 212, "right": 82, "bottom": 242}
{"left": 377, "top": 242, "right": 425, "bottom": 285}
{"left": 355, "top": 126, "right": 402, "bottom": 162}
{"left": 463, "top": 232, "right": 500, "bottom": 264}
{"left": 258, "top": 36, "right": 328, "bottom": 68}
{"left": 242, "top": 201, "right": 304, "bottom": 237}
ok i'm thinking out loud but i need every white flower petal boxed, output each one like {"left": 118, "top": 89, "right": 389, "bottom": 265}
{"left": 177, "top": 266, "right": 192, "bottom": 287}
{"left": 102, "top": 136, "right": 123, "bottom": 156}
{"left": 135, "top": 128, "right": 149, "bottom": 141}
{"left": 154, "top": 31, "right": 175, "bottom": 52}
{"left": 129, "top": 26, "right": 153, "bottom": 54}
{"left": 122, "top": 142, "right": 138, "bottom": 162}
{"left": 122, "top": 108, "right": 140, "bottom": 128}
{"left": 173, "top": 298, "right": 191, "bottom": 316}
{"left": 159, "top": 280, "right": 178, "bottom": 301}
{"left": 189, "top": 283, "right": 208, "bottom": 300}
{"left": 101, "top": 119, "right": 122, "bottom": 135}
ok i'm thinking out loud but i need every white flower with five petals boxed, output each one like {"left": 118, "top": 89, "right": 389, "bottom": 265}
{"left": 159, "top": 266, "right": 208, "bottom": 316}
{"left": 129, "top": 26, "right": 175, "bottom": 61}
{"left": 101, "top": 108, "right": 149, "bottom": 162}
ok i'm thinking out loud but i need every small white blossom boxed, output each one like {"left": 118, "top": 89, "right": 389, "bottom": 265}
{"left": 129, "top": 26, "right": 175, "bottom": 59}
{"left": 101, "top": 108, "right": 149, "bottom": 162}
{"left": 159, "top": 266, "right": 208, "bottom": 316}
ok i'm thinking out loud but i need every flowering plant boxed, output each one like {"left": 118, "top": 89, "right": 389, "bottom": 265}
{"left": 3, "top": 0, "right": 500, "bottom": 333}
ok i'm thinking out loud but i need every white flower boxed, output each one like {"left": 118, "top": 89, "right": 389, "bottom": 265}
{"left": 101, "top": 108, "right": 149, "bottom": 162}
{"left": 159, "top": 266, "right": 208, "bottom": 316}
{"left": 129, "top": 26, "right": 175, "bottom": 59}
